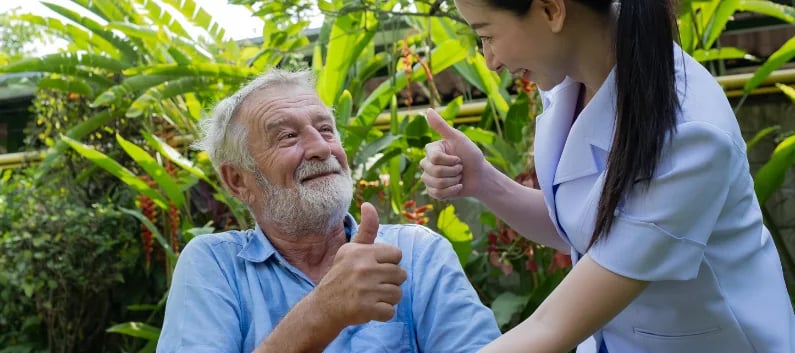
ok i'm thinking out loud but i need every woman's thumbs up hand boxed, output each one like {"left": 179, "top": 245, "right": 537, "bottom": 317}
{"left": 420, "top": 108, "right": 487, "bottom": 200}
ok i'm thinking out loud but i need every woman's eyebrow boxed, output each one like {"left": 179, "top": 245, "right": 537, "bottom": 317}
{"left": 470, "top": 22, "right": 489, "bottom": 30}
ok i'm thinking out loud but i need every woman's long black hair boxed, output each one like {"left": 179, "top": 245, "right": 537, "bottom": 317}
{"left": 484, "top": 0, "right": 679, "bottom": 248}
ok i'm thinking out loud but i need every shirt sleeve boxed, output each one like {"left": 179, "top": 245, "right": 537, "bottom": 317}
{"left": 589, "top": 121, "right": 741, "bottom": 281}
{"left": 156, "top": 236, "right": 242, "bottom": 353}
{"left": 409, "top": 226, "right": 502, "bottom": 352}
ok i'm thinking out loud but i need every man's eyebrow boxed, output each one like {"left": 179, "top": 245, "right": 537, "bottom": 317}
{"left": 264, "top": 116, "right": 288, "bottom": 131}
{"left": 470, "top": 22, "right": 489, "bottom": 30}
{"left": 312, "top": 112, "right": 335, "bottom": 124}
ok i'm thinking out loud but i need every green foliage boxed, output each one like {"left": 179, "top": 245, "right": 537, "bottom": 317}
{"left": 678, "top": 0, "right": 794, "bottom": 73}
{"left": 678, "top": 0, "right": 795, "bottom": 296}
{"left": 0, "top": 171, "right": 139, "bottom": 353}
{"left": 0, "top": 7, "right": 52, "bottom": 66}
{"left": 3, "top": 0, "right": 795, "bottom": 348}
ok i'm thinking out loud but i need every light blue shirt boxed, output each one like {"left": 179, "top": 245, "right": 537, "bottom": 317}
{"left": 157, "top": 215, "right": 500, "bottom": 353}
{"left": 534, "top": 45, "right": 795, "bottom": 353}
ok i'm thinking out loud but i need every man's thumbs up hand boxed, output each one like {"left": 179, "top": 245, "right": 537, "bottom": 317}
{"left": 315, "top": 202, "right": 406, "bottom": 326}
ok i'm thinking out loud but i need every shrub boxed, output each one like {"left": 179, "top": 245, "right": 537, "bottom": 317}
{"left": 0, "top": 171, "right": 139, "bottom": 353}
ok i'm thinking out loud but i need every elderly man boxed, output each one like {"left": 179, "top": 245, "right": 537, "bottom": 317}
{"left": 156, "top": 68, "right": 500, "bottom": 353}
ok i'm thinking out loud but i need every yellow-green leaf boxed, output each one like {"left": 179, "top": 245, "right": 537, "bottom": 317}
{"left": 436, "top": 204, "right": 473, "bottom": 266}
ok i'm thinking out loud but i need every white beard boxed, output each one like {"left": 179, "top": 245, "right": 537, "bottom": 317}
{"left": 255, "top": 157, "right": 353, "bottom": 235}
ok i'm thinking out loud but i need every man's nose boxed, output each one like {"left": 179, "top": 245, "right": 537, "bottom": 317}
{"left": 302, "top": 129, "right": 331, "bottom": 160}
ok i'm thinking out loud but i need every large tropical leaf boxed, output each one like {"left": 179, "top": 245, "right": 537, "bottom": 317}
{"left": 159, "top": 0, "right": 228, "bottom": 44}
{"left": 107, "top": 22, "right": 212, "bottom": 62}
{"left": 746, "top": 125, "right": 780, "bottom": 152}
{"left": 738, "top": 0, "right": 795, "bottom": 23}
{"left": 136, "top": 0, "right": 193, "bottom": 39}
{"left": 0, "top": 52, "right": 129, "bottom": 79}
{"left": 36, "top": 109, "right": 118, "bottom": 175}
{"left": 456, "top": 54, "right": 509, "bottom": 118}
{"left": 92, "top": 75, "right": 175, "bottom": 107}
{"left": 123, "top": 63, "right": 255, "bottom": 79}
{"left": 777, "top": 83, "right": 795, "bottom": 103}
{"left": 17, "top": 14, "right": 124, "bottom": 57}
{"left": 126, "top": 76, "right": 217, "bottom": 118}
{"left": 693, "top": 47, "right": 756, "bottom": 63}
{"left": 317, "top": 10, "right": 378, "bottom": 106}
{"left": 106, "top": 322, "right": 160, "bottom": 341}
{"left": 703, "top": 0, "right": 740, "bottom": 50}
{"left": 755, "top": 134, "right": 795, "bottom": 205}
{"left": 41, "top": 2, "right": 139, "bottom": 63}
{"left": 745, "top": 36, "right": 795, "bottom": 93}
{"left": 62, "top": 136, "right": 170, "bottom": 209}
{"left": 37, "top": 77, "right": 94, "bottom": 97}
{"left": 116, "top": 133, "right": 185, "bottom": 208}
{"left": 436, "top": 204, "right": 473, "bottom": 266}
{"left": 141, "top": 131, "right": 214, "bottom": 186}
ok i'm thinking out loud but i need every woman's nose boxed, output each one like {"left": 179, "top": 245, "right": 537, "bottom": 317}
{"left": 483, "top": 45, "right": 504, "bottom": 71}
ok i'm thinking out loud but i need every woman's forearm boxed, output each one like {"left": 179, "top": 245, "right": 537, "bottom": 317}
{"left": 476, "top": 164, "right": 570, "bottom": 252}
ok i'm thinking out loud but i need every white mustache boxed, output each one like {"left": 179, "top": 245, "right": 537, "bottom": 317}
{"left": 295, "top": 157, "right": 344, "bottom": 182}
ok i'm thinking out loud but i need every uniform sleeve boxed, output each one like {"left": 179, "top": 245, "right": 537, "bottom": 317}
{"left": 409, "top": 226, "right": 501, "bottom": 352}
{"left": 589, "top": 122, "right": 741, "bottom": 281}
{"left": 156, "top": 237, "right": 242, "bottom": 353}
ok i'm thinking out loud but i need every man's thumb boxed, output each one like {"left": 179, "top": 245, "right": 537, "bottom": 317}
{"left": 351, "top": 202, "right": 379, "bottom": 244}
{"left": 426, "top": 108, "right": 459, "bottom": 141}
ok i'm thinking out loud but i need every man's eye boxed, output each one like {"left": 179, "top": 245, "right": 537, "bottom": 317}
{"left": 279, "top": 132, "right": 297, "bottom": 140}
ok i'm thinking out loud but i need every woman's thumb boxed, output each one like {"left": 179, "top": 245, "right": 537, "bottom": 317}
{"left": 426, "top": 108, "right": 460, "bottom": 141}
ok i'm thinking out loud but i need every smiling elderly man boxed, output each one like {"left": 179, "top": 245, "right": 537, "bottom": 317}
{"left": 156, "top": 68, "right": 500, "bottom": 353}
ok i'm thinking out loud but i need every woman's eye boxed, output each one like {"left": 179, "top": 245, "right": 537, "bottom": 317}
{"left": 479, "top": 36, "right": 492, "bottom": 43}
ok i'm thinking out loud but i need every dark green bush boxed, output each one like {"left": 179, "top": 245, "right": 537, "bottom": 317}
{"left": 0, "top": 171, "right": 139, "bottom": 353}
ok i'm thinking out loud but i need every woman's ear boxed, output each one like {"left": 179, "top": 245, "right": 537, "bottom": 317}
{"left": 538, "top": 0, "right": 567, "bottom": 33}
{"left": 220, "top": 163, "right": 257, "bottom": 206}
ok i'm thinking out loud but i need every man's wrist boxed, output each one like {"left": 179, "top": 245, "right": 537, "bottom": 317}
{"left": 303, "top": 290, "right": 348, "bottom": 335}
{"left": 253, "top": 290, "right": 347, "bottom": 353}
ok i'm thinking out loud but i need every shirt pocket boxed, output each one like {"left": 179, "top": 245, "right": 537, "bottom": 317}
{"left": 350, "top": 322, "right": 411, "bottom": 353}
{"left": 632, "top": 326, "right": 749, "bottom": 353}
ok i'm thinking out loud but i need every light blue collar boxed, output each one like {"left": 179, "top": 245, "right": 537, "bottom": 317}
{"left": 237, "top": 214, "right": 359, "bottom": 263}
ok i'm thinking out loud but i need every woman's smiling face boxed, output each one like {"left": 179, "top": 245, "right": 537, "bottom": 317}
{"left": 454, "top": 0, "right": 571, "bottom": 90}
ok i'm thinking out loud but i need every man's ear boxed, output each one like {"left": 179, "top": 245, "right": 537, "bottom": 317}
{"left": 538, "top": 0, "right": 567, "bottom": 33}
{"left": 220, "top": 163, "right": 256, "bottom": 205}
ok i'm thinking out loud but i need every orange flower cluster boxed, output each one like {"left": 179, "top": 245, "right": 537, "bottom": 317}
{"left": 355, "top": 179, "right": 386, "bottom": 210}
{"left": 165, "top": 161, "right": 181, "bottom": 255}
{"left": 399, "top": 39, "right": 438, "bottom": 108}
{"left": 516, "top": 77, "right": 536, "bottom": 94}
{"left": 137, "top": 176, "right": 158, "bottom": 269}
{"left": 486, "top": 167, "right": 571, "bottom": 275}
{"left": 401, "top": 40, "right": 415, "bottom": 108}
{"left": 401, "top": 200, "right": 432, "bottom": 225}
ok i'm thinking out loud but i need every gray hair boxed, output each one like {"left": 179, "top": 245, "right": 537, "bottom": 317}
{"left": 192, "top": 68, "right": 317, "bottom": 173}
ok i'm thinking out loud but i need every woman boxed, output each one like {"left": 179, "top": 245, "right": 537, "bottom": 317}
{"left": 420, "top": 0, "right": 795, "bottom": 352}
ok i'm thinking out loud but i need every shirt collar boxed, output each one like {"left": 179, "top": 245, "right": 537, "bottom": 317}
{"left": 552, "top": 67, "right": 617, "bottom": 185}
{"left": 237, "top": 214, "right": 359, "bottom": 263}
